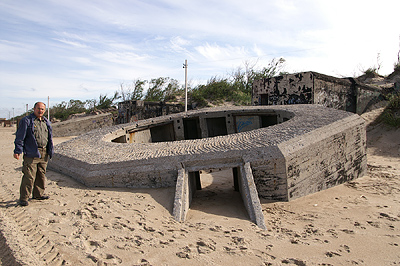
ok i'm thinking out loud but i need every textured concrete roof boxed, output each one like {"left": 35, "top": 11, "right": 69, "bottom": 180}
{"left": 49, "top": 104, "right": 361, "bottom": 188}
{"left": 53, "top": 105, "right": 350, "bottom": 162}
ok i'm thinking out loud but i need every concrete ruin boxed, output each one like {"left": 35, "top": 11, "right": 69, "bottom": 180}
{"left": 51, "top": 101, "right": 185, "bottom": 137}
{"left": 116, "top": 100, "right": 184, "bottom": 124}
{"left": 52, "top": 113, "right": 114, "bottom": 137}
{"left": 49, "top": 105, "right": 367, "bottom": 229}
{"left": 252, "top": 71, "right": 382, "bottom": 114}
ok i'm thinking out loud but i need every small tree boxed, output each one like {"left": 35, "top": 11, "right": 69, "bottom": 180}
{"left": 131, "top": 79, "right": 146, "bottom": 100}
{"left": 145, "top": 77, "right": 167, "bottom": 101}
{"left": 144, "top": 77, "right": 180, "bottom": 102}
{"left": 120, "top": 79, "right": 146, "bottom": 101}
{"left": 164, "top": 78, "right": 181, "bottom": 102}
{"left": 96, "top": 91, "right": 120, "bottom": 110}
{"left": 230, "top": 57, "right": 286, "bottom": 94}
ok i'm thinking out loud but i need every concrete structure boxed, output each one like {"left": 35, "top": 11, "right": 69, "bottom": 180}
{"left": 49, "top": 105, "right": 366, "bottom": 229}
{"left": 52, "top": 113, "right": 114, "bottom": 137}
{"left": 0, "top": 118, "right": 13, "bottom": 127}
{"left": 117, "top": 100, "right": 184, "bottom": 124}
{"left": 252, "top": 71, "right": 381, "bottom": 114}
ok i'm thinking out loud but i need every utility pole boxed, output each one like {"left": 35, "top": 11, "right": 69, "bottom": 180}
{"left": 183, "top": 59, "right": 188, "bottom": 112}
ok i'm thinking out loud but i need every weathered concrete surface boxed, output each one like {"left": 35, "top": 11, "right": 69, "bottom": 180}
{"left": 238, "top": 162, "right": 267, "bottom": 229}
{"left": 117, "top": 100, "right": 184, "bottom": 124}
{"left": 252, "top": 71, "right": 381, "bottom": 115}
{"left": 48, "top": 105, "right": 366, "bottom": 227}
{"left": 278, "top": 115, "right": 366, "bottom": 200}
{"left": 172, "top": 167, "right": 190, "bottom": 222}
{"left": 52, "top": 113, "right": 114, "bottom": 137}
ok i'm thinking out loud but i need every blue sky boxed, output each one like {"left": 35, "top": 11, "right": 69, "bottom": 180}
{"left": 1, "top": 0, "right": 399, "bottom": 119}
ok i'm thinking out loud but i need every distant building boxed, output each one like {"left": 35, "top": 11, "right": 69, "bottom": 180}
{"left": 252, "top": 71, "right": 382, "bottom": 114}
{"left": 117, "top": 100, "right": 185, "bottom": 124}
{"left": 0, "top": 118, "right": 14, "bottom": 127}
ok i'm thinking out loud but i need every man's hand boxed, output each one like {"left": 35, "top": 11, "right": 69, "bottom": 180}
{"left": 13, "top": 154, "right": 20, "bottom": 160}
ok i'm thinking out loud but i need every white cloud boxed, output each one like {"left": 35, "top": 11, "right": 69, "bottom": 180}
{"left": 0, "top": 40, "right": 35, "bottom": 62}
{"left": 53, "top": 38, "right": 88, "bottom": 49}
{"left": 195, "top": 43, "right": 249, "bottom": 62}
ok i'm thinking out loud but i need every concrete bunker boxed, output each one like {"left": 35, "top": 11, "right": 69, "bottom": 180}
{"left": 49, "top": 105, "right": 367, "bottom": 230}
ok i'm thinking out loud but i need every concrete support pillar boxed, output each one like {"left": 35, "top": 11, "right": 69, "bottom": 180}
{"left": 172, "top": 167, "right": 197, "bottom": 222}
{"left": 239, "top": 162, "right": 267, "bottom": 230}
{"left": 172, "top": 167, "right": 189, "bottom": 222}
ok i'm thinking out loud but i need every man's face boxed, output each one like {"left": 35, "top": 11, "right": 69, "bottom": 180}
{"left": 34, "top": 103, "right": 46, "bottom": 119}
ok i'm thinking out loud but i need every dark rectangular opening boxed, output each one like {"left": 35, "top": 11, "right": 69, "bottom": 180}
{"left": 183, "top": 118, "right": 201, "bottom": 140}
{"left": 260, "top": 94, "right": 268, "bottom": 105}
{"left": 150, "top": 123, "right": 175, "bottom": 142}
{"left": 206, "top": 117, "right": 227, "bottom": 137}
{"left": 260, "top": 115, "right": 278, "bottom": 128}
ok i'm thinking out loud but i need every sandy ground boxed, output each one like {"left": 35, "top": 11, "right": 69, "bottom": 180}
{"left": 0, "top": 109, "right": 399, "bottom": 266}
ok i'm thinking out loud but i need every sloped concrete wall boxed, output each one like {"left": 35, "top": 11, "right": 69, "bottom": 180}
{"left": 313, "top": 72, "right": 355, "bottom": 112}
{"left": 251, "top": 149, "right": 288, "bottom": 201}
{"left": 279, "top": 115, "right": 366, "bottom": 200}
{"left": 355, "top": 81, "right": 383, "bottom": 114}
{"left": 52, "top": 113, "right": 114, "bottom": 137}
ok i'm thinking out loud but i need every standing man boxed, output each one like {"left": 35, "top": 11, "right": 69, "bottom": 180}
{"left": 14, "top": 102, "right": 54, "bottom": 206}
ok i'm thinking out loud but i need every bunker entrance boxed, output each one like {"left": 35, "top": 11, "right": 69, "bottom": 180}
{"left": 183, "top": 117, "right": 201, "bottom": 140}
{"left": 188, "top": 167, "right": 248, "bottom": 220}
{"left": 150, "top": 122, "right": 175, "bottom": 142}
{"left": 206, "top": 117, "right": 228, "bottom": 137}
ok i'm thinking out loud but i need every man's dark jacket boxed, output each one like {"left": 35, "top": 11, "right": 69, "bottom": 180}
{"left": 14, "top": 113, "right": 54, "bottom": 158}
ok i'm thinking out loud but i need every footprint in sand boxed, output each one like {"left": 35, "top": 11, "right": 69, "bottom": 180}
{"left": 176, "top": 246, "right": 193, "bottom": 259}
{"left": 281, "top": 258, "right": 307, "bottom": 266}
{"left": 196, "top": 238, "right": 216, "bottom": 254}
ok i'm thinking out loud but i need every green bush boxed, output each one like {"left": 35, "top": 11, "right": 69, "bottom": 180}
{"left": 51, "top": 100, "right": 87, "bottom": 121}
{"left": 381, "top": 93, "right": 400, "bottom": 127}
{"left": 363, "top": 67, "right": 378, "bottom": 77}
{"left": 189, "top": 77, "right": 251, "bottom": 107}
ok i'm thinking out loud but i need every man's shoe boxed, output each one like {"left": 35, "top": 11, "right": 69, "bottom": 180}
{"left": 33, "top": 196, "right": 50, "bottom": 200}
{"left": 19, "top": 200, "right": 29, "bottom": 206}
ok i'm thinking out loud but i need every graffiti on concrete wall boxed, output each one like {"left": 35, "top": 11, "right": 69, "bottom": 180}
{"left": 253, "top": 72, "right": 313, "bottom": 106}
{"left": 315, "top": 89, "right": 343, "bottom": 110}
{"left": 251, "top": 71, "right": 378, "bottom": 114}
{"left": 235, "top": 116, "right": 260, "bottom": 133}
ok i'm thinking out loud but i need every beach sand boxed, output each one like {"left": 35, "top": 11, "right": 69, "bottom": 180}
{"left": 1, "top": 109, "right": 399, "bottom": 265}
